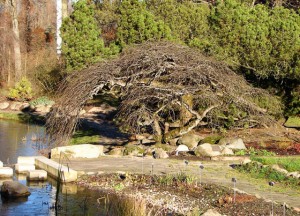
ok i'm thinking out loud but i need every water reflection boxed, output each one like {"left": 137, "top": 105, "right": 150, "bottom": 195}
{"left": 0, "top": 120, "right": 105, "bottom": 215}
{"left": 0, "top": 120, "right": 47, "bottom": 164}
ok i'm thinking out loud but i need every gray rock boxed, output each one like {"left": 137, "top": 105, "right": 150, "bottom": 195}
{"left": 178, "top": 133, "right": 204, "bottom": 149}
{"left": 287, "top": 171, "right": 299, "bottom": 178}
{"left": 21, "top": 102, "right": 30, "bottom": 110}
{"left": 221, "top": 147, "right": 234, "bottom": 155}
{"left": 175, "top": 145, "right": 189, "bottom": 155}
{"left": 218, "top": 137, "right": 246, "bottom": 150}
{"left": 195, "top": 143, "right": 222, "bottom": 157}
{"left": 1, "top": 181, "right": 31, "bottom": 197}
{"left": 124, "top": 145, "right": 144, "bottom": 156}
{"left": 136, "top": 134, "right": 147, "bottom": 140}
{"left": 271, "top": 164, "right": 288, "bottom": 174}
{"left": 241, "top": 158, "right": 251, "bottom": 165}
{"left": 35, "top": 105, "right": 51, "bottom": 113}
{"left": 10, "top": 102, "right": 23, "bottom": 111}
{"left": 141, "top": 138, "right": 155, "bottom": 144}
{"left": 168, "top": 138, "right": 179, "bottom": 146}
{"left": 202, "top": 209, "right": 222, "bottom": 216}
{"left": 153, "top": 148, "right": 169, "bottom": 159}
{"left": 109, "top": 148, "right": 124, "bottom": 156}
{"left": 51, "top": 144, "right": 104, "bottom": 159}
{"left": 0, "top": 102, "right": 9, "bottom": 110}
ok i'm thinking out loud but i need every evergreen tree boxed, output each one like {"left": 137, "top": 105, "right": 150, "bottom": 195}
{"left": 117, "top": 0, "right": 171, "bottom": 47}
{"left": 61, "top": 0, "right": 105, "bottom": 71}
{"left": 209, "top": 0, "right": 300, "bottom": 81}
{"left": 147, "top": 0, "right": 210, "bottom": 44}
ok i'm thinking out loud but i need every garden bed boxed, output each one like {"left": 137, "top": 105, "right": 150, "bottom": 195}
{"left": 77, "top": 173, "right": 300, "bottom": 215}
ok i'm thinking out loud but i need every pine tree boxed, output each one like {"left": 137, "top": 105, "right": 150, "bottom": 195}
{"left": 61, "top": 0, "right": 105, "bottom": 71}
{"left": 117, "top": 0, "right": 171, "bottom": 47}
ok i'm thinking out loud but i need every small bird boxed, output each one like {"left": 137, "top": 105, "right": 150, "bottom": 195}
{"left": 119, "top": 174, "right": 126, "bottom": 180}
{"left": 269, "top": 181, "right": 275, "bottom": 186}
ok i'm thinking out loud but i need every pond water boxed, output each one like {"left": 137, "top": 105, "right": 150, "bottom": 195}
{"left": 0, "top": 120, "right": 109, "bottom": 215}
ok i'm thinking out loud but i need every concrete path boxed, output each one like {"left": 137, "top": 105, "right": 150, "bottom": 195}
{"left": 60, "top": 156, "right": 300, "bottom": 209}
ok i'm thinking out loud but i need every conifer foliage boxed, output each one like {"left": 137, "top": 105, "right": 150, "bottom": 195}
{"left": 61, "top": 0, "right": 105, "bottom": 71}
{"left": 117, "top": 0, "right": 172, "bottom": 47}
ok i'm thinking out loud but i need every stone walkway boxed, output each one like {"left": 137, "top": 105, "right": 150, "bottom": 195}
{"left": 61, "top": 156, "right": 300, "bottom": 210}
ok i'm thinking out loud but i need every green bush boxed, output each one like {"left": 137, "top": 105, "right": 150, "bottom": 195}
{"left": 8, "top": 77, "right": 33, "bottom": 101}
{"left": 29, "top": 96, "right": 55, "bottom": 107}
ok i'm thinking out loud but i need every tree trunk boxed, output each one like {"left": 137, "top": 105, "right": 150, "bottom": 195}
{"left": 56, "top": 0, "right": 62, "bottom": 55}
{"left": 163, "top": 104, "right": 219, "bottom": 143}
{"left": 9, "top": 0, "right": 22, "bottom": 80}
{"left": 180, "top": 94, "right": 194, "bottom": 126}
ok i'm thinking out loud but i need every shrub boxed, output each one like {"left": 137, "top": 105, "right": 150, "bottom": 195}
{"left": 29, "top": 96, "right": 55, "bottom": 107}
{"left": 8, "top": 77, "right": 33, "bottom": 101}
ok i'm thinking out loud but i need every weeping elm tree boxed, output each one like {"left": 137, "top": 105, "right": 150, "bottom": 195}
{"left": 46, "top": 42, "right": 282, "bottom": 146}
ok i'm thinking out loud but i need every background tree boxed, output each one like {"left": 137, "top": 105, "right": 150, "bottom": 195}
{"left": 117, "top": 0, "right": 172, "bottom": 47}
{"left": 147, "top": 0, "right": 210, "bottom": 44}
{"left": 60, "top": 0, "right": 106, "bottom": 71}
{"left": 8, "top": 0, "right": 22, "bottom": 80}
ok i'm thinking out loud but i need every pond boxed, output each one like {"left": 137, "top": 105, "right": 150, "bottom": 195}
{"left": 0, "top": 120, "right": 110, "bottom": 215}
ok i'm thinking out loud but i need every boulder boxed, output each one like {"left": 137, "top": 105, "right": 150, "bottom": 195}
{"left": 175, "top": 145, "right": 189, "bottom": 155}
{"left": 194, "top": 143, "right": 222, "bottom": 157}
{"left": 27, "top": 170, "right": 47, "bottom": 181}
{"left": 0, "top": 102, "right": 9, "bottom": 110}
{"left": 0, "top": 179, "right": 13, "bottom": 187}
{"left": 21, "top": 102, "right": 30, "bottom": 110}
{"left": 202, "top": 209, "right": 222, "bottom": 216}
{"left": 141, "top": 138, "right": 155, "bottom": 144}
{"left": 218, "top": 138, "right": 246, "bottom": 150}
{"left": 287, "top": 171, "right": 299, "bottom": 178}
{"left": 0, "top": 167, "right": 13, "bottom": 178}
{"left": 168, "top": 138, "right": 179, "bottom": 146}
{"left": 124, "top": 145, "right": 144, "bottom": 156}
{"left": 1, "top": 181, "right": 31, "bottom": 197}
{"left": 51, "top": 144, "right": 104, "bottom": 159}
{"left": 271, "top": 164, "right": 288, "bottom": 174}
{"left": 9, "top": 102, "right": 23, "bottom": 111}
{"left": 200, "top": 135, "right": 223, "bottom": 144}
{"left": 15, "top": 164, "right": 35, "bottom": 174}
{"left": 221, "top": 147, "right": 234, "bottom": 155}
{"left": 109, "top": 148, "right": 124, "bottom": 156}
{"left": 35, "top": 105, "right": 50, "bottom": 113}
{"left": 177, "top": 133, "right": 204, "bottom": 149}
{"left": 153, "top": 148, "right": 169, "bottom": 159}
{"left": 241, "top": 158, "right": 251, "bottom": 165}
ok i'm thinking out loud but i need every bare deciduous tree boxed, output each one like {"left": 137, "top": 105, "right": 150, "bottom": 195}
{"left": 46, "top": 42, "right": 282, "bottom": 146}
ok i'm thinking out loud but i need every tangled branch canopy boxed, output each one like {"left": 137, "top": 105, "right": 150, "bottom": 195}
{"left": 46, "top": 42, "right": 282, "bottom": 145}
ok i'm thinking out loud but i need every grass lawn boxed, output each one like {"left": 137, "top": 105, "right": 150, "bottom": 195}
{"left": 250, "top": 156, "right": 300, "bottom": 172}
{"left": 70, "top": 129, "right": 101, "bottom": 145}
